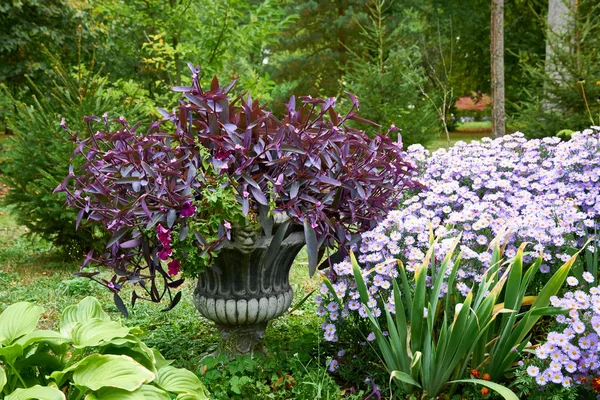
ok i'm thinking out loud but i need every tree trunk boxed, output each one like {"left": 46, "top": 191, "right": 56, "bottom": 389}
{"left": 491, "top": 0, "right": 505, "bottom": 137}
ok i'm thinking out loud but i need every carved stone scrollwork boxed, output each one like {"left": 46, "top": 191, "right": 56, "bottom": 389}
{"left": 194, "top": 219, "right": 305, "bottom": 356}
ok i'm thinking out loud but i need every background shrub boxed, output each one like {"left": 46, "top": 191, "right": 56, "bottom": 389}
{"left": 0, "top": 52, "right": 150, "bottom": 257}
{"left": 513, "top": 0, "right": 600, "bottom": 137}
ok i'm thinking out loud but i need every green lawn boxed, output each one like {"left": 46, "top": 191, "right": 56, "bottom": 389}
{"left": 428, "top": 131, "right": 492, "bottom": 150}
{"left": 455, "top": 120, "right": 492, "bottom": 131}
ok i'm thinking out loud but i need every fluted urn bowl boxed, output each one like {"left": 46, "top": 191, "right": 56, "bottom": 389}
{"left": 193, "top": 223, "right": 305, "bottom": 355}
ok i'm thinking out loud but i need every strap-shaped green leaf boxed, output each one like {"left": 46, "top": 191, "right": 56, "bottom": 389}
{"left": 0, "top": 365, "right": 6, "bottom": 393}
{"left": 449, "top": 379, "right": 518, "bottom": 400}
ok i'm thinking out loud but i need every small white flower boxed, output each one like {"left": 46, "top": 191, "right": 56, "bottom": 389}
{"left": 526, "top": 365, "right": 539, "bottom": 377}
{"left": 566, "top": 276, "right": 579, "bottom": 286}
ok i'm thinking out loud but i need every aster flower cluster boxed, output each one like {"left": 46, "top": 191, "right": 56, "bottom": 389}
{"left": 319, "top": 128, "right": 600, "bottom": 370}
{"left": 525, "top": 274, "right": 600, "bottom": 393}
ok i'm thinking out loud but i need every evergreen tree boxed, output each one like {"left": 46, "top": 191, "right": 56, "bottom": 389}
{"left": 515, "top": 0, "right": 600, "bottom": 137}
{"left": 269, "top": 0, "right": 368, "bottom": 105}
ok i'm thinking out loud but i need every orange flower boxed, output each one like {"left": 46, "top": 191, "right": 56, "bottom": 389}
{"left": 592, "top": 377, "right": 600, "bottom": 392}
{"left": 481, "top": 387, "right": 490, "bottom": 396}
{"left": 482, "top": 373, "right": 491, "bottom": 381}
{"left": 470, "top": 369, "right": 481, "bottom": 378}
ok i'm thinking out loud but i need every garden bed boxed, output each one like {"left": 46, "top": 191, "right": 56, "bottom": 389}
{"left": 1, "top": 129, "right": 600, "bottom": 399}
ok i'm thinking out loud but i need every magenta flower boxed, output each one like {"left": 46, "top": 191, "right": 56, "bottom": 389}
{"left": 180, "top": 202, "right": 196, "bottom": 217}
{"left": 157, "top": 224, "right": 171, "bottom": 246}
{"left": 167, "top": 259, "right": 181, "bottom": 276}
{"left": 157, "top": 246, "right": 172, "bottom": 261}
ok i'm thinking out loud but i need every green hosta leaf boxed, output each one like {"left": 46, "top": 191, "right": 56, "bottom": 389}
{"left": 60, "top": 297, "right": 110, "bottom": 338}
{"left": 155, "top": 366, "right": 209, "bottom": 398}
{"left": 15, "top": 330, "right": 68, "bottom": 348}
{"left": 0, "top": 343, "right": 24, "bottom": 364}
{"left": 71, "top": 354, "right": 154, "bottom": 392}
{"left": 101, "top": 340, "right": 157, "bottom": 374}
{"left": 0, "top": 302, "right": 43, "bottom": 345}
{"left": 139, "top": 385, "right": 172, "bottom": 399}
{"left": 450, "top": 379, "right": 518, "bottom": 400}
{"left": 5, "top": 385, "right": 66, "bottom": 400}
{"left": 70, "top": 319, "right": 130, "bottom": 348}
{"left": 0, "top": 365, "right": 6, "bottom": 393}
{"left": 152, "top": 348, "right": 174, "bottom": 370}
{"left": 177, "top": 395, "right": 211, "bottom": 400}
{"left": 85, "top": 385, "right": 170, "bottom": 400}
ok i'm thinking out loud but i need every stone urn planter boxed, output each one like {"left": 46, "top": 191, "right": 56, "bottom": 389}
{"left": 193, "top": 222, "right": 305, "bottom": 355}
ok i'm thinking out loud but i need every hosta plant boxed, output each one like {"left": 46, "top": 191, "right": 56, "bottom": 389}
{"left": 56, "top": 63, "right": 421, "bottom": 312}
{"left": 0, "top": 297, "right": 209, "bottom": 399}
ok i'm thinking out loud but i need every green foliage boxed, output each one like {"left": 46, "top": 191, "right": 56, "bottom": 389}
{"left": 472, "top": 244, "right": 578, "bottom": 380}
{"left": 0, "top": 52, "right": 148, "bottom": 257}
{"left": 199, "top": 352, "right": 362, "bottom": 400}
{"left": 515, "top": 0, "right": 600, "bottom": 137}
{"left": 0, "top": 297, "right": 209, "bottom": 399}
{"left": 350, "top": 236, "right": 516, "bottom": 398}
{"left": 270, "top": 0, "right": 368, "bottom": 102}
{"left": 85, "top": 0, "right": 295, "bottom": 104}
{"left": 0, "top": 90, "right": 12, "bottom": 134}
{"left": 342, "top": 1, "right": 439, "bottom": 146}
{"left": 0, "top": 0, "right": 84, "bottom": 91}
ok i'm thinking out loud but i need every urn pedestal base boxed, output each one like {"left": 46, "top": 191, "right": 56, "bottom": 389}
{"left": 217, "top": 323, "right": 267, "bottom": 355}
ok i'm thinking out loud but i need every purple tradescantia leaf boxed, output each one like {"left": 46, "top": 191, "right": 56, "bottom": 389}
{"left": 280, "top": 144, "right": 306, "bottom": 155}
{"left": 319, "top": 175, "right": 342, "bottom": 187}
{"left": 121, "top": 238, "right": 142, "bottom": 249}
{"left": 242, "top": 173, "right": 261, "bottom": 189}
{"left": 290, "top": 181, "right": 300, "bottom": 199}
{"left": 249, "top": 185, "right": 269, "bottom": 206}
{"left": 241, "top": 196, "right": 250, "bottom": 215}
{"left": 304, "top": 219, "right": 319, "bottom": 277}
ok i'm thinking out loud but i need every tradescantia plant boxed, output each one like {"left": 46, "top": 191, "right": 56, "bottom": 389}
{"left": 56, "top": 63, "right": 421, "bottom": 312}
{"left": 0, "top": 297, "right": 209, "bottom": 400}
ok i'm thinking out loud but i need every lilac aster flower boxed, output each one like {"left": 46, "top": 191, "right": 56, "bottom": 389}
{"left": 317, "top": 130, "right": 600, "bottom": 366}
{"left": 567, "top": 276, "right": 579, "bottom": 286}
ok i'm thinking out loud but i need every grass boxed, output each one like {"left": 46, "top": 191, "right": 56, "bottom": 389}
{"left": 428, "top": 131, "right": 492, "bottom": 150}
{"left": 0, "top": 200, "right": 369, "bottom": 399}
{"left": 455, "top": 120, "right": 493, "bottom": 131}
{"left": 427, "top": 121, "right": 520, "bottom": 150}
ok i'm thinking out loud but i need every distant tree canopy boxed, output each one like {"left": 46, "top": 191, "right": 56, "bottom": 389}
{"left": 1, "top": 0, "right": 596, "bottom": 140}
{"left": 0, "top": 0, "right": 83, "bottom": 92}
